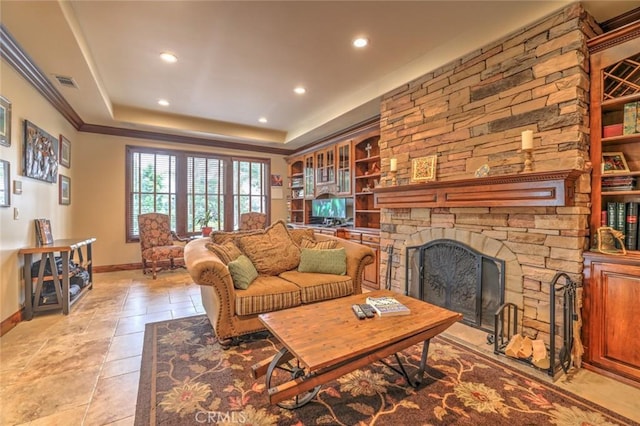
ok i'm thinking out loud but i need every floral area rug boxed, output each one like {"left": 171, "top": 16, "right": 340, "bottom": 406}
{"left": 135, "top": 315, "right": 637, "bottom": 425}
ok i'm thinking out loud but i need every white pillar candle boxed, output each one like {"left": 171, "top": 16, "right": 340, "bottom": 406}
{"left": 521, "top": 130, "right": 533, "bottom": 150}
{"left": 390, "top": 158, "right": 398, "bottom": 171}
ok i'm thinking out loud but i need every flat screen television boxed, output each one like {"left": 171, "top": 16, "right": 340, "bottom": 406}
{"left": 311, "top": 198, "right": 347, "bottom": 219}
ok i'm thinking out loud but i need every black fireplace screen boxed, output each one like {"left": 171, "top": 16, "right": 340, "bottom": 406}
{"left": 406, "top": 239, "right": 505, "bottom": 332}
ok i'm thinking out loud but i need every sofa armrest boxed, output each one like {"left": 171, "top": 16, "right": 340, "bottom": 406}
{"left": 315, "top": 234, "right": 375, "bottom": 294}
{"left": 184, "top": 237, "right": 236, "bottom": 314}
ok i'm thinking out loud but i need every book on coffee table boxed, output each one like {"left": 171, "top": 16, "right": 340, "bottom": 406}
{"left": 365, "top": 296, "right": 410, "bottom": 317}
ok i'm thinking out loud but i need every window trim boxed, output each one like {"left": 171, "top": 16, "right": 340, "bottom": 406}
{"left": 125, "top": 145, "right": 270, "bottom": 242}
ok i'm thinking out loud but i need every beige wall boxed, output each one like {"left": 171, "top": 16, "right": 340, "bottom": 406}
{"left": 0, "top": 59, "right": 288, "bottom": 324}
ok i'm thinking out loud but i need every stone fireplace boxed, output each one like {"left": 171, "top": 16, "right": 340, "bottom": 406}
{"left": 375, "top": 4, "right": 600, "bottom": 345}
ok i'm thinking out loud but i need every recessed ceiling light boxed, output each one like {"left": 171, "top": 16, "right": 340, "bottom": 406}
{"left": 294, "top": 86, "right": 306, "bottom": 95}
{"left": 160, "top": 52, "right": 177, "bottom": 63}
{"left": 258, "top": 117, "right": 268, "bottom": 123}
{"left": 158, "top": 99, "right": 170, "bottom": 106}
{"left": 353, "top": 37, "right": 369, "bottom": 48}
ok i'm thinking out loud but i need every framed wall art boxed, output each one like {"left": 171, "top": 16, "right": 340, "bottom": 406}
{"left": 0, "top": 159, "right": 9, "bottom": 207}
{"left": 411, "top": 155, "right": 437, "bottom": 182}
{"left": 59, "top": 135, "right": 71, "bottom": 168}
{"left": 0, "top": 96, "right": 11, "bottom": 147}
{"left": 59, "top": 174, "right": 70, "bottom": 205}
{"left": 602, "top": 152, "right": 630, "bottom": 174}
{"left": 24, "top": 120, "right": 58, "bottom": 183}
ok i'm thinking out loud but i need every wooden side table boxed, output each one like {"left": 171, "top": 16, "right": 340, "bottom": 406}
{"left": 18, "top": 237, "right": 96, "bottom": 320}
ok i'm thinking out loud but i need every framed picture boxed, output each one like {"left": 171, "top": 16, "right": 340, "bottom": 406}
{"left": 24, "top": 120, "right": 58, "bottom": 183}
{"left": 0, "top": 96, "right": 11, "bottom": 147}
{"left": 271, "top": 174, "right": 283, "bottom": 186}
{"left": 602, "top": 152, "right": 630, "bottom": 174}
{"left": 411, "top": 155, "right": 437, "bottom": 182}
{"left": 59, "top": 135, "right": 71, "bottom": 168}
{"left": 59, "top": 174, "right": 70, "bottom": 205}
{"left": 34, "top": 218, "right": 54, "bottom": 245}
{"left": 0, "top": 159, "right": 9, "bottom": 207}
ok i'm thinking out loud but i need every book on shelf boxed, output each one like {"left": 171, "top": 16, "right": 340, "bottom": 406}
{"left": 365, "top": 296, "right": 410, "bottom": 317}
{"left": 602, "top": 176, "right": 636, "bottom": 192}
{"left": 625, "top": 202, "right": 638, "bottom": 251}
{"left": 623, "top": 102, "right": 638, "bottom": 135}
{"left": 34, "top": 218, "right": 54, "bottom": 245}
{"left": 607, "top": 202, "right": 617, "bottom": 229}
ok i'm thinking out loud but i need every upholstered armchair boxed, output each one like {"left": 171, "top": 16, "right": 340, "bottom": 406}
{"left": 138, "top": 213, "right": 187, "bottom": 279}
{"left": 239, "top": 212, "right": 267, "bottom": 230}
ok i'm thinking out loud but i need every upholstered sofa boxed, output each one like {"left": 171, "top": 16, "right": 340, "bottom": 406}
{"left": 184, "top": 221, "right": 375, "bottom": 346}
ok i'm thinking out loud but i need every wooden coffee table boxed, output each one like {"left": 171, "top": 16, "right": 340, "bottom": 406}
{"left": 251, "top": 289, "right": 462, "bottom": 409}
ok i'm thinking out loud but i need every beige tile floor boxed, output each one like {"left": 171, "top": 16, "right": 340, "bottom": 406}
{"left": 1, "top": 270, "right": 638, "bottom": 425}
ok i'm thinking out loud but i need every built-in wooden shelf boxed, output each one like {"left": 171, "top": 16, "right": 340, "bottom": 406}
{"left": 373, "top": 169, "right": 584, "bottom": 208}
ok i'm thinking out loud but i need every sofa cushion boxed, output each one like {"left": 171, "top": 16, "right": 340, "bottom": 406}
{"left": 289, "top": 228, "right": 315, "bottom": 246}
{"left": 236, "top": 220, "right": 300, "bottom": 275}
{"left": 210, "top": 229, "right": 262, "bottom": 244}
{"left": 234, "top": 275, "right": 302, "bottom": 316}
{"left": 298, "top": 247, "right": 346, "bottom": 275}
{"left": 299, "top": 237, "right": 338, "bottom": 250}
{"left": 228, "top": 255, "right": 258, "bottom": 290}
{"left": 205, "top": 241, "right": 242, "bottom": 264}
{"left": 279, "top": 270, "right": 354, "bottom": 304}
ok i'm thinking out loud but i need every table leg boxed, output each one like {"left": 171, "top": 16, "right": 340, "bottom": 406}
{"left": 414, "top": 338, "right": 431, "bottom": 385}
{"left": 380, "top": 338, "right": 431, "bottom": 388}
{"left": 61, "top": 252, "right": 70, "bottom": 314}
{"left": 23, "top": 254, "right": 33, "bottom": 320}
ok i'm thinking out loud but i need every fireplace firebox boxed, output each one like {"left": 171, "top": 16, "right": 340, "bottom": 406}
{"left": 406, "top": 239, "right": 505, "bottom": 332}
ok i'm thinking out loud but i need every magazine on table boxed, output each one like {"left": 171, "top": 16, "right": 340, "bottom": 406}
{"left": 364, "top": 296, "right": 410, "bottom": 317}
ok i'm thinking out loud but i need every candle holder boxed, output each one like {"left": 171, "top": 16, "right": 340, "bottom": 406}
{"left": 389, "top": 170, "right": 398, "bottom": 186}
{"left": 522, "top": 148, "right": 534, "bottom": 173}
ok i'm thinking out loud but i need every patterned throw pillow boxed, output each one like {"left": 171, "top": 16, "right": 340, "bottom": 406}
{"left": 227, "top": 255, "right": 258, "bottom": 289}
{"left": 205, "top": 241, "right": 242, "bottom": 264}
{"left": 298, "top": 247, "right": 346, "bottom": 275}
{"left": 289, "top": 228, "right": 315, "bottom": 246}
{"left": 235, "top": 220, "right": 300, "bottom": 275}
{"left": 299, "top": 236, "right": 338, "bottom": 250}
{"left": 210, "top": 229, "right": 262, "bottom": 244}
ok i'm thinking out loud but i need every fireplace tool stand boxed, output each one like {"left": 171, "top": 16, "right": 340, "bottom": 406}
{"left": 492, "top": 272, "right": 580, "bottom": 378}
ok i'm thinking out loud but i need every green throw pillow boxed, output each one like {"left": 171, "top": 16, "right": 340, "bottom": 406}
{"left": 228, "top": 255, "right": 258, "bottom": 289}
{"left": 298, "top": 248, "right": 346, "bottom": 275}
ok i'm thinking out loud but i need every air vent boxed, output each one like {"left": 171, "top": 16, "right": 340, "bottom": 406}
{"left": 54, "top": 75, "right": 78, "bottom": 89}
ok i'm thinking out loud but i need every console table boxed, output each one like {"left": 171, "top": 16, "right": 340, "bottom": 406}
{"left": 18, "top": 237, "right": 96, "bottom": 320}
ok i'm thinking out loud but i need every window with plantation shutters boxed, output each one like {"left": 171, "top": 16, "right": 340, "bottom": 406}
{"left": 126, "top": 146, "right": 269, "bottom": 241}
{"left": 187, "top": 156, "right": 224, "bottom": 232}
{"left": 232, "top": 158, "right": 268, "bottom": 230}
{"left": 127, "top": 148, "right": 177, "bottom": 238}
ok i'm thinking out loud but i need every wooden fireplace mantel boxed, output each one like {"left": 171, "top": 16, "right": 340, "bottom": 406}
{"left": 373, "top": 169, "right": 584, "bottom": 208}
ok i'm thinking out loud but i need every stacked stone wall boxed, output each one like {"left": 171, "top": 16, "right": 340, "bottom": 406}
{"left": 378, "top": 4, "right": 601, "bottom": 341}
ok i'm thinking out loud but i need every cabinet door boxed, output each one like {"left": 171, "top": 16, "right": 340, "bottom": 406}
{"left": 336, "top": 141, "right": 351, "bottom": 195}
{"left": 362, "top": 242, "right": 380, "bottom": 289}
{"left": 588, "top": 262, "right": 640, "bottom": 382}
{"left": 304, "top": 154, "right": 315, "bottom": 198}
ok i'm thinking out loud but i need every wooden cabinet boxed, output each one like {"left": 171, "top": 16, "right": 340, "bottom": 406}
{"left": 354, "top": 135, "right": 381, "bottom": 229}
{"left": 588, "top": 23, "right": 640, "bottom": 253}
{"left": 582, "top": 23, "right": 640, "bottom": 387}
{"left": 583, "top": 252, "right": 640, "bottom": 386}
{"left": 336, "top": 228, "right": 381, "bottom": 290}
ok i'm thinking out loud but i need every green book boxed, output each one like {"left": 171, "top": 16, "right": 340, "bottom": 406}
{"left": 623, "top": 102, "right": 638, "bottom": 135}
